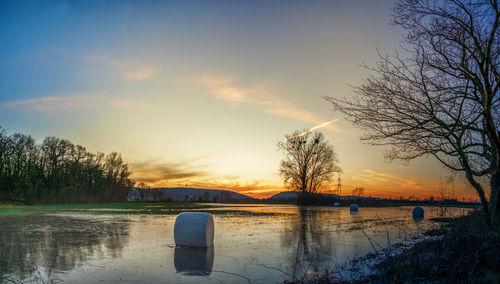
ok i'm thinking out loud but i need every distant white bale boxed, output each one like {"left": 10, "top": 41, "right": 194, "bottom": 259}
{"left": 174, "top": 247, "right": 214, "bottom": 275}
{"left": 174, "top": 212, "right": 214, "bottom": 247}
{"left": 412, "top": 206, "right": 424, "bottom": 218}
{"left": 333, "top": 202, "right": 340, "bottom": 207}
{"left": 350, "top": 204, "right": 359, "bottom": 212}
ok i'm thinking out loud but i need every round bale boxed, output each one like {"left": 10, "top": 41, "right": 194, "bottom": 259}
{"left": 174, "top": 212, "right": 214, "bottom": 247}
{"left": 412, "top": 206, "right": 424, "bottom": 218}
{"left": 333, "top": 202, "right": 340, "bottom": 207}
{"left": 350, "top": 204, "right": 359, "bottom": 212}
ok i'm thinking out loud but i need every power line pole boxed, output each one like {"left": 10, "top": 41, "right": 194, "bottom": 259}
{"left": 337, "top": 172, "right": 342, "bottom": 198}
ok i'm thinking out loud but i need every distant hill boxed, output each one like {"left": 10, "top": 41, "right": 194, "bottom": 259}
{"left": 269, "top": 191, "right": 300, "bottom": 200}
{"left": 129, "top": 187, "right": 255, "bottom": 202}
{"left": 269, "top": 191, "right": 402, "bottom": 201}
{"left": 268, "top": 192, "right": 480, "bottom": 205}
{"left": 270, "top": 191, "right": 340, "bottom": 200}
{"left": 270, "top": 192, "right": 417, "bottom": 202}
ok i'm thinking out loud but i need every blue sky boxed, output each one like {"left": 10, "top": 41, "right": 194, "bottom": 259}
{"left": 0, "top": 0, "right": 473, "bottom": 199}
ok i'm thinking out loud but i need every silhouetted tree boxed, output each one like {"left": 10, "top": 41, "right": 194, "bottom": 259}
{"left": 0, "top": 127, "right": 133, "bottom": 204}
{"left": 278, "top": 131, "right": 340, "bottom": 197}
{"left": 326, "top": 0, "right": 500, "bottom": 228}
{"left": 137, "top": 182, "right": 149, "bottom": 201}
{"left": 353, "top": 187, "right": 365, "bottom": 199}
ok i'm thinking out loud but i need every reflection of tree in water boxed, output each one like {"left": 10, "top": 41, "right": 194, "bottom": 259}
{"left": 0, "top": 215, "right": 129, "bottom": 280}
{"left": 281, "top": 207, "right": 341, "bottom": 278}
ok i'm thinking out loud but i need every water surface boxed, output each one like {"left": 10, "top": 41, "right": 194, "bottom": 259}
{"left": 0, "top": 205, "right": 469, "bottom": 283}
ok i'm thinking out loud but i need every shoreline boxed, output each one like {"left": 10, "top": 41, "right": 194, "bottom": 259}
{"left": 286, "top": 210, "right": 499, "bottom": 283}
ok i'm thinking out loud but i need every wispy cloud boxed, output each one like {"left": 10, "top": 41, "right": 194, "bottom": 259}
{"left": 0, "top": 95, "right": 94, "bottom": 111}
{"left": 351, "top": 169, "right": 421, "bottom": 190}
{"left": 87, "top": 55, "right": 157, "bottom": 80}
{"left": 197, "top": 76, "right": 342, "bottom": 132}
{"left": 0, "top": 94, "right": 154, "bottom": 112}
{"left": 287, "top": 119, "right": 339, "bottom": 140}
{"left": 196, "top": 76, "right": 272, "bottom": 105}
{"left": 130, "top": 159, "right": 208, "bottom": 185}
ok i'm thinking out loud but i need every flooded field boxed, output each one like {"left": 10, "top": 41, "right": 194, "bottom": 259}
{"left": 0, "top": 204, "right": 470, "bottom": 283}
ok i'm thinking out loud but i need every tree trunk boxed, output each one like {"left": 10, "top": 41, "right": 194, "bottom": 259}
{"left": 489, "top": 171, "right": 500, "bottom": 230}
{"left": 464, "top": 171, "right": 490, "bottom": 226}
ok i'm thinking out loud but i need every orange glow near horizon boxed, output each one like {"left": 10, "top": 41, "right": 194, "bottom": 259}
{"left": 137, "top": 176, "right": 480, "bottom": 201}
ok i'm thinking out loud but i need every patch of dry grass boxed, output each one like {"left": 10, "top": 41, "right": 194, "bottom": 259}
{"left": 370, "top": 211, "right": 500, "bottom": 283}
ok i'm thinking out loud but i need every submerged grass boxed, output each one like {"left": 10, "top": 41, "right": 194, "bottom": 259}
{"left": 428, "top": 217, "right": 455, "bottom": 223}
{"left": 0, "top": 202, "right": 282, "bottom": 216}
{"left": 0, "top": 202, "right": 210, "bottom": 215}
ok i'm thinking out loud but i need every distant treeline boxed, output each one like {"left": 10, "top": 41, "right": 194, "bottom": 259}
{"left": 0, "top": 127, "right": 133, "bottom": 204}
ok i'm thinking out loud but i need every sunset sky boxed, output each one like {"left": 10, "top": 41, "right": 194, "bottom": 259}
{"left": 0, "top": 0, "right": 477, "bottom": 200}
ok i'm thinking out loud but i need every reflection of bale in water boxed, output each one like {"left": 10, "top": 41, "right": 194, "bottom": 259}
{"left": 174, "top": 247, "right": 214, "bottom": 276}
{"left": 0, "top": 215, "right": 130, "bottom": 278}
{"left": 413, "top": 216, "right": 424, "bottom": 224}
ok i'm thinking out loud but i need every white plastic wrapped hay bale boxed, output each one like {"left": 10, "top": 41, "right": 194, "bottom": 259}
{"left": 174, "top": 212, "right": 214, "bottom": 247}
{"left": 412, "top": 206, "right": 424, "bottom": 218}
{"left": 350, "top": 204, "right": 359, "bottom": 212}
{"left": 333, "top": 202, "right": 340, "bottom": 207}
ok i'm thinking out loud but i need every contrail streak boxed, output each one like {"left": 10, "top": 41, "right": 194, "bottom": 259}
{"left": 287, "top": 119, "right": 339, "bottom": 140}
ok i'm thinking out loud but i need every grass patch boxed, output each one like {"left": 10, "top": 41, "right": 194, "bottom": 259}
{"left": 354, "top": 202, "right": 480, "bottom": 208}
{"left": 429, "top": 217, "right": 455, "bottom": 223}
{"left": 0, "top": 202, "right": 218, "bottom": 216}
{"left": 370, "top": 211, "right": 500, "bottom": 283}
{"left": 290, "top": 210, "right": 499, "bottom": 283}
{"left": 0, "top": 202, "right": 282, "bottom": 216}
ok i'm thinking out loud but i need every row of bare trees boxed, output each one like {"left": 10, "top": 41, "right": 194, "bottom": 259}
{"left": 0, "top": 127, "right": 133, "bottom": 204}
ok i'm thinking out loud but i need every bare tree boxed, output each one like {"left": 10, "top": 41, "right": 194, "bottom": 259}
{"left": 136, "top": 182, "right": 150, "bottom": 202}
{"left": 0, "top": 127, "right": 133, "bottom": 204}
{"left": 278, "top": 131, "right": 340, "bottom": 196}
{"left": 325, "top": 0, "right": 500, "bottom": 228}
{"left": 353, "top": 187, "right": 365, "bottom": 199}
